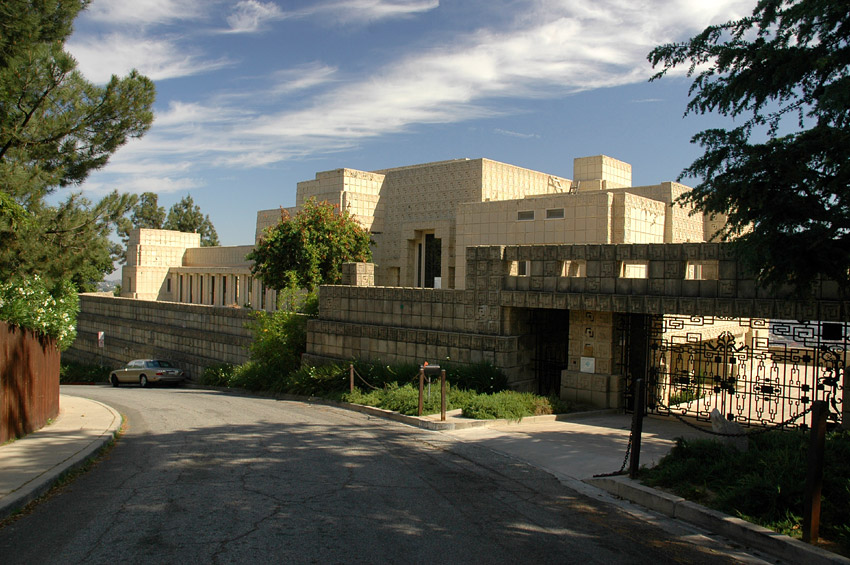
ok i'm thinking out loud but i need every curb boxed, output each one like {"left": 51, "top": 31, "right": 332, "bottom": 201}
{"left": 587, "top": 475, "right": 849, "bottom": 565}
{"left": 0, "top": 399, "right": 122, "bottom": 521}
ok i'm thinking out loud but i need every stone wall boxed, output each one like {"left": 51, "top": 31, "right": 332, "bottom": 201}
{"left": 64, "top": 294, "right": 253, "bottom": 381}
{"left": 307, "top": 243, "right": 848, "bottom": 408}
{"left": 307, "top": 284, "right": 529, "bottom": 388}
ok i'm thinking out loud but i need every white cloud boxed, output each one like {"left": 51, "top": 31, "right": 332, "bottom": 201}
{"left": 269, "top": 63, "right": 338, "bottom": 95}
{"left": 294, "top": 0, "right": 440, "bottom": 24}
{"left": 494, "top": 129, "right": 539, "bottom": 139}
{"left": 85, "top": 0, "right": 205, "bottom": 25}
{"left": 225, "top": 1, "right": 285, "bottom": 33}
{"left": 243, "top": 0, "right": 753, "bottom": 144}
{"left": 68, "top": 33, "right": 232, "bottom": 83}
{"left": 80, "top": 0, "right": 757, "bottom": 196}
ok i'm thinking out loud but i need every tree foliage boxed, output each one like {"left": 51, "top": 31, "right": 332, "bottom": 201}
{"left": 116, "top": 191, "right": 165, "bottom": 246}
{"left": 0, "top": 0, "right": 155, "bottom": 289}
{"left": 162, "top": 194, "right": 220, "bottom": 247}
{"left": 248, "top": 198, "right": 372, "bottom": 292}
{"left": 649, "top": 0, "right": 850, "bottom": 293}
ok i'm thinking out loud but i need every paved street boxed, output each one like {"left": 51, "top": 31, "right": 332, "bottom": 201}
{"left": 1, "top": 387, "right": 772, "bottom": 564}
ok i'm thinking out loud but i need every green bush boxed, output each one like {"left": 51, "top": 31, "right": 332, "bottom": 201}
{"left": 344, "top": 382, "right": 450, "bottom": 416}
{"left": 344, "top": 384, "right": 571, "bottom": 419}
{"left": 201, "top": 363, "right": 235, "bottom": 387}
{"left": 0, "top": 275, "right": 78, "bottom": 350}
{"left": 443, "top": 362, "right": 508, "bottom": 393}
{"left": 248, "top": 308, "right": 309, "bottom": 379}
{"left": 641, "top": 430, "right": 850, "bottom": 550}
{"left": 462, "top": 391, "right": 568, "bottom": 420}
{"left": 59, "top": 361, "right": 110, "bottom": 383}
{"left": 284, "top": 364, "right": 350, "bottom": 397}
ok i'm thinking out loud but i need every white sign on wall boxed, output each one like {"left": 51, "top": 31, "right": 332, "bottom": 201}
{"left": 580, "top": 356, "right": 595, "bottom": 373}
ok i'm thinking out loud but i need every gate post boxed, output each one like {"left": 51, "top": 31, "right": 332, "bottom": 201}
{"left": 629, "top": 378, "right": 646, "bottom": 479}
{"left": 803, "top": 400, "right": 828, "bottom": 543}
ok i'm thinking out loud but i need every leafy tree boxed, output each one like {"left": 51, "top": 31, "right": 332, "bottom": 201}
{"left": 0, "top": 0, "right": 155, "bottom": 289}
{"left": 248, "top": 198, "right": 372, "bottom": 292}
{"left": 163, "top": 195, "right": 220, "bottom": 247}
{"left": 649, "top": 0, "right": 850, "bottom": 293}
{"left": 117, "top": 191, "right": 165, "bottom": 246}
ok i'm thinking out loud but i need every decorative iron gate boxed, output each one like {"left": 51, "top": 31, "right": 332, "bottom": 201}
{"left": 624, "top": 315, "right": 846, "bottom": 429}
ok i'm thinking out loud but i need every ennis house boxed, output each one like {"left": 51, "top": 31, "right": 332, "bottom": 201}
{"left": 123, "top": 154, "right": 720, "bottom": 306}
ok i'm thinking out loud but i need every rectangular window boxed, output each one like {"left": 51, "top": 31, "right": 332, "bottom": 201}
{"left": 211, "top": 276, "right": 215, "bottom": 305}
{"left": 513, "top": 260, "right": 530, "bottom": 276}
{"left": 686, "top": 260, "right": 719, "bottom": 280}
{"left": 517, "top": 210, "right": 535, "bottom": 221}
{"left": 620, "top": 261, "right": 649, "bottom": 279}
{"left": 222, "top": 276, "right": 226, "bottom": 305}
{"left": 166, "top": 277, "right": 172, "bottom": 293}
{"left": 562, "top": 260, "right": 586, "bottom": 277}
{"left": 546, "top": 208, "right": 565, "bottom": 219}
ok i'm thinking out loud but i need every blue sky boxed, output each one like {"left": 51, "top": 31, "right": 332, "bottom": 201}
{"left": 66, "top": 0, "right": 756, "bottom": 247}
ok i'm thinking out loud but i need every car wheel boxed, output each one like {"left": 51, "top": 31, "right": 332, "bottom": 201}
{"left": 140, "top": 375, "right": 148, "bottom": 388}
{"left": 110, "top": 374, "right": 119, "bottom": 387}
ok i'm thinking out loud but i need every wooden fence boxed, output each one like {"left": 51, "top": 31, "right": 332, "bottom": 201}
{"left": 0, "top": 321, "right": 60, "bottom": 443}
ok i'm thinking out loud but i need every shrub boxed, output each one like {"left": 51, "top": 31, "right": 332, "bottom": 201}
{"left": 641, "top": 430, "right": 850, "bottom": 550}
{"left": 462, "top": 391, "right": 569, "bottom": 420}
{"left": 59, "top": 361, "right": 110, "bottom": 383}
{"left": 284, "top": 364, "right": 349, "bottom": 397}
{"left": 227, "top": 361, "right": 276, "bottom": 391}
{"left": 248, "top": 308, "right": 309, "bottom": 378}
{"left": 0, "top": 275, "right": 78, "bottom": 350}
{"left": 444, "top": 362, "right": 508, "bottom": 393}
{"left": 201, "top": 363, "right": 235, "bottom": 387}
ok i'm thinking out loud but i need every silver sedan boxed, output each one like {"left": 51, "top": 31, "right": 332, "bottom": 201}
{"left": 110, "top": 359, "right": 185, "bottom": 388}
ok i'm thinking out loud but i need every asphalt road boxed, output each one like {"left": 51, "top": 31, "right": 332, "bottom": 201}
{"left": 1, "top": 386, "right": 772, "bottom": 564}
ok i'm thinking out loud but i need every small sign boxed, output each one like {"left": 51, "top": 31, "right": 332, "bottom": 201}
{"left": 580, "top": 356, "right": 595, "bottom": 373}
{"left": 433, "top": 277, "right": 442, "bottom": 289}
{"left": 97, "top": 331, "right": 105, "bottom": 348}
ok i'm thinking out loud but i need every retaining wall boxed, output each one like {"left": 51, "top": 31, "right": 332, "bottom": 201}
{"left": 64, "top": 294, "right": 253, "bottom": 381}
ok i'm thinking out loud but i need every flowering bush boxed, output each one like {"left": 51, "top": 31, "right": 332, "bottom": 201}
{"left": 0, "top": 276, "right": 79, "bottom": 350}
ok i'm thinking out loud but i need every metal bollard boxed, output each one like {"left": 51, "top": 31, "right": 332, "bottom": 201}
{"left": 440, "top": 369, "right": 447, "bottom": 421}
{"left": 349, "top": 363, "right": 354, "bottom": 394}
{"left": 418, "top": 367, "right": 425, "bottom": 416}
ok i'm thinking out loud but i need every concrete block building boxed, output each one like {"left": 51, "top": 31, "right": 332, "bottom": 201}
{"left": 123, "top": 154, "right": 720, "bottom": 307}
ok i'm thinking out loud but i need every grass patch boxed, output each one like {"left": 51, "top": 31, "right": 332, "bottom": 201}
{"left": 640, "top": 429, "right": 850, "bottom": 553}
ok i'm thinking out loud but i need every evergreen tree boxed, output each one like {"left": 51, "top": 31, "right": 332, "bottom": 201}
{"left": 0, "top": 0, "right": 155, "bottom": 289}
{"left": 649, "top": 0, "right": 850, "bottom": 293}
{"left": 117, "top": 191, "right": 165, "bottom": 246}
{"left": 163, "top": 195, "right": 220, "bottom": 247}
{"left": 248, "top": 198, "right": 372, "bottom": 292}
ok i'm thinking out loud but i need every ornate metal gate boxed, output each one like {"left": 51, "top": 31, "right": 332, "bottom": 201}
{"left": 625, "top": 315, "right": 846, "bottom": 429}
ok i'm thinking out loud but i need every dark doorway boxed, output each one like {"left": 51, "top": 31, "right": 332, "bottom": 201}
{"left": 529, "top": 309, "right": 569, "bottom": 396}
{"left": 424, "top": 233, "right": 441, "bottom": 288}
